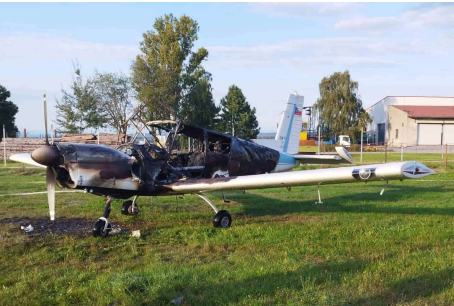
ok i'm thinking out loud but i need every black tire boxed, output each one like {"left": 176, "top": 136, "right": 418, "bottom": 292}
{"left": 121, "top": 200, "right": 133, "bottom": 215}
{"left": 213, "top": 210, "right": 232, "bottom": 228}
{"left": 93, "top": 219, "right": 110, "bottom": 238}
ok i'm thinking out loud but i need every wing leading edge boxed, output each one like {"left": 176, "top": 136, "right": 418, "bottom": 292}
{"left": 163, "top": 161, "right": 434, "bottom": 194}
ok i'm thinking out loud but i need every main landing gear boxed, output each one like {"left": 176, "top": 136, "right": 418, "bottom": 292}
{"left": 93, "top": 195, "right": 140, "bottom": 238}
{"left": 121, "top": 196, "right": 139, "bottom": 215}
{"left": 197, "top": 193, "right": 232, "bottom": 228}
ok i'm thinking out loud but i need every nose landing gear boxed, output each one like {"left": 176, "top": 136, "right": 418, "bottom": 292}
{"left": 93, "top": 196, "right": 114, "bottom": 238}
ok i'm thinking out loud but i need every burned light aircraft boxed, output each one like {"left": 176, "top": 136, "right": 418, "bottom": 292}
{"left": 10, "top": 93, "right": 435, "bottom": 237}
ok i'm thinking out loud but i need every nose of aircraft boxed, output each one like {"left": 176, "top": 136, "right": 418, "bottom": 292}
{"left": 31, "top": 145, "right": 61, "bottom": 167}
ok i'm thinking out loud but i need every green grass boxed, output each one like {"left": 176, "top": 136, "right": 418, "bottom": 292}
{"left": 1, "top": 154, "right": 454, "bottom": 305}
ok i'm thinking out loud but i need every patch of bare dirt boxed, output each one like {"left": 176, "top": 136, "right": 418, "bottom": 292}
{"left": 0, "top": 217, "right": 128, "bottom": 237}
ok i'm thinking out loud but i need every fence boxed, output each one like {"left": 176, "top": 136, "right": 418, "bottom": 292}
{"left": 323, "top": 142, "right": 454, "bottom": 167}
{"left": 0, "top": 133, "right": 127, "bottom": 164}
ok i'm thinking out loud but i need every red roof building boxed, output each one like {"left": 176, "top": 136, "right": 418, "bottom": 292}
{"left": 391, "top": 106, "right": 454, "bottom": 119}
{"left": 366, "top": 96, "right": 454, "bottom": 145}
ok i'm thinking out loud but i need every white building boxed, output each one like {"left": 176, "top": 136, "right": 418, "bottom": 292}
{"left": 366, "top": 96, "right": 454, "bottom": 145}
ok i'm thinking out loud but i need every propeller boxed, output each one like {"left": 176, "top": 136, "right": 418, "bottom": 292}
{"left": 9, "top": 94, "right": 62, "bottom": 220}
{"left": 46, "top": 167, "right": 56, "bottom": 221}
{"left": 44, "top": 94, "right": 49, "bottom": 146}
{"left": 32, "top": 94, "right": 59, "bottom": 220}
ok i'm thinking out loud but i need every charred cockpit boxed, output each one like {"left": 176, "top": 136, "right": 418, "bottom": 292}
{"left": 117, "top": 121, "right": 280, "bottom": 195}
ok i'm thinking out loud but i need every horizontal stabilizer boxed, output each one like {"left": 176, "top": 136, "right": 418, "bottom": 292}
{"left": 293, "top": 147, "right": 354, "bottom": 164}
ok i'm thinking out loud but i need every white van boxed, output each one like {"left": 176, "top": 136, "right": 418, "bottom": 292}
{"left": 338, "top": 135, "right": 351, "bottom": 147}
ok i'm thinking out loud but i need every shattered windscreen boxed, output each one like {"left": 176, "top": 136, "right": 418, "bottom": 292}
{"left": 119, "top": 122, "right": 280, "bottom": 194}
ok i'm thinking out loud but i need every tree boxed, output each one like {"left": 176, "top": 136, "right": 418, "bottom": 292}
{"left": 55, "top": 62, "right": 106, "bottom": 133}
{"left": 93, "top": 71, "right": 134, "bottom": 141}
{"left": 218, "top": 85, "right": 260, "bottom": 139}
{"left": 314, "top": 70, "right": 370, "bottom": 143}
{"left": 180, "top": 76, "right": 219, "bottom": 129}
{"left": 131, "top": 14, "right": 211, "bottom": 122}
{"left": 0, "top": 84, "right": 19, "bottom": 140}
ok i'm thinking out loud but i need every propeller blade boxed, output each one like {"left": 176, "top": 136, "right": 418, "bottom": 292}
{"left": 46, "top": 167, "right": 56, "bottom": 221}
{"left": 43, "top": 94, "right": 49, "bottom": 146}
{"left": 10, "top": 153, "right": 46, "bottom": 168}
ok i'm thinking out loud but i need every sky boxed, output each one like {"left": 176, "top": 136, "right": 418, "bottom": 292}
{"left": 1, "top": 2, "right": 454, "bottom": 134}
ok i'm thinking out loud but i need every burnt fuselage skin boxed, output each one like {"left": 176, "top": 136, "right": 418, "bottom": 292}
{"left": 53, "top": 125, "right": 281, "bottom": 199}
{"left": 54, "top": 143, "right": 140, "bottom": 198}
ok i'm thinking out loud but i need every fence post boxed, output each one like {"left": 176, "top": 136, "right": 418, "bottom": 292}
{"left": 360, "top": 129, "right": 363, "bottom": 163}
{"left": 3, "top": 124, "right": 6, "bottom": 167}
{"left": 401, "top": 144, "right": 403, "bottom": 161}
{"left": 446, "top": 144, "right": 448, "bottom": 169}
{"left": 384, "top": 142, "right": 387, "bottom": 163}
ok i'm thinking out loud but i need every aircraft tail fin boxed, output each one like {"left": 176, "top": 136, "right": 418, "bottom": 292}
{"left": 275, "top": 93, "right": 304, "bottom": 154}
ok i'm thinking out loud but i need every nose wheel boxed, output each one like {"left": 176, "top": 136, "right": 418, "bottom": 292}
{"left": 93, "top": 217, "right": 112, "bottom": 238}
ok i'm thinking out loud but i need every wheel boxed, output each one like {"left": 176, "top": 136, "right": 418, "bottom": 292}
{"left": 213, "top": 210, "right": 232, "bottom": 228}
{"left": 93, "top": 219, "right": 111, "bottom": 238}
{"left": 121, "top": 200, "right": 132, "bottom": 215}
{"left": 121, "top": 200, "right": 138, "bottom": 215}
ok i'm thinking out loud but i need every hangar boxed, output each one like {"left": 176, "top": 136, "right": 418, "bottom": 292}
{"left": 366, "top": 96, "right": 454, "bottom": 146}
{"left": 388, "top": 106, "right": 454, "bottom": 146}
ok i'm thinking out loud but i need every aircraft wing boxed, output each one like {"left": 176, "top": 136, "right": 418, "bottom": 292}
{"left": 9, "top": 153, "right": 46, "bottom": 168}
{"left": 293, "top": 147, "right": 355, "bottom": 165}
{"left": 162, "top": 161, "right": 434, "bottom": 194}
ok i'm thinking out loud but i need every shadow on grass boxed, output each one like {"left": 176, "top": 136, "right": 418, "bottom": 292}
{"left": 137, "top": 258, "right": 371, "bottom": 305}
{"left": 140, "top": 258, "right": 454, "bottom": 305}
{"left": 347, "top": 268, "right": 454, "bottom": 306}
{"left": 213, "top": 185, "right": 454, "bottom": 219}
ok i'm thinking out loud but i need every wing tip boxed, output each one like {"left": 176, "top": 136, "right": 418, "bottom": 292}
{"left": 335, "top": 147, "right": 355, "bottom": 164}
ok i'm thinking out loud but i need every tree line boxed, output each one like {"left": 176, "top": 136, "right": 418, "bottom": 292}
{"left": 0, "top": 85, "right": 19, "bottom": 141}
{"left": 2, "top": 15, "right": 370, "bottom": 143}
{"left": 56, "top": 14, "right": 260, "bottom": 140}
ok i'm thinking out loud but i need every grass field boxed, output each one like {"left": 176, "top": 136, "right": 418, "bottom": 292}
{"left": 1, "top": 155, "right": 454, "bottom": 305}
